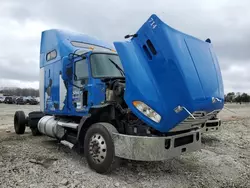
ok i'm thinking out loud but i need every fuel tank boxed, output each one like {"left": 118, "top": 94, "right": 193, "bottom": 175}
{"left": 38, "top": 116, "right": 65, "bottom": 139}
{"left": 114, "top": 14, "right": 224, "bottom": 133}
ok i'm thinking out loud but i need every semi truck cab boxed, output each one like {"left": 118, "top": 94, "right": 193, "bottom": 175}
{"left": 13, "top": 14, "right": 224, "bottom": 174}
{"left": 64, "top": 50, "right": 125, "bottom": 114}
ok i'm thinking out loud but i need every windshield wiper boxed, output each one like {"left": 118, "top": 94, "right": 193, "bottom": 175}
{"left": 108, "top": 58, "right": 125, "bottom": 77}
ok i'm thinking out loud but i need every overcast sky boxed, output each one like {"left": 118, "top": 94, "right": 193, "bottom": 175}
{"left": 0, "top": 0, "right": 249, "bottom": 93}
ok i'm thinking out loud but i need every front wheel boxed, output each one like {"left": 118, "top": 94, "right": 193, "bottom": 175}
{"left": 84, "top": 123, "right": 119, "bottom": 174}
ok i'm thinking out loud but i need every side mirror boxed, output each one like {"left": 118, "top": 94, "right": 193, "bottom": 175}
{"left": 62, "top": 56, "right": 73, "bottom": 80}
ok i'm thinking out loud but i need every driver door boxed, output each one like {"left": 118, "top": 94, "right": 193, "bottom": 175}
{"left": 72, "top": 57, "right": 89, "bottom": 111}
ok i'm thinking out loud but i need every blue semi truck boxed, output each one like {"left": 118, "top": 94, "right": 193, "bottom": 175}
{"left": 13, "top": 14, "right": 224, "bottom": 173}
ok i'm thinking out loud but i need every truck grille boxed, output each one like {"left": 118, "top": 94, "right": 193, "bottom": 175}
{"left": 178, "top": 110, "right": 220, "bottom": 126}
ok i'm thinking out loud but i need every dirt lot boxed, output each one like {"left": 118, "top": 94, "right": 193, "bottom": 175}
{"left": 0, "top": 103, "right": 249, "bottom": 188}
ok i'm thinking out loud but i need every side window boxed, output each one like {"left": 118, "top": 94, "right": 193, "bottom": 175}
{"left": 46, "top": 50, "right": 57, "bottom": 61}
{"left": 75, "top": 58, "right": 88, "bottom": 80}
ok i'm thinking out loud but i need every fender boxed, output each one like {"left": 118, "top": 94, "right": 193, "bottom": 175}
{"left": 77, "top": 104, "right": 116, "bottom": 143}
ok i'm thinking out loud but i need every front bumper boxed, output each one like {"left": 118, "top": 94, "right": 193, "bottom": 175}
{"left": 112, "top": 129, "right": 201, "bottom": 161}
{"left": 201, "top": 118, "right": 221, "bottom": 133}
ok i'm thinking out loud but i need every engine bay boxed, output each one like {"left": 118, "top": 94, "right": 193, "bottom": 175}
{"left": 102, "top": 78, "right": 126, "bottom": 106}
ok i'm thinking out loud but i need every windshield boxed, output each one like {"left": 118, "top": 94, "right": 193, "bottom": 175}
{"left": 90, "top": 53, "right": 124, "bottom": 78}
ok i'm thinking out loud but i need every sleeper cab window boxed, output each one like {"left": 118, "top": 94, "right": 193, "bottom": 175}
{"left": 46, "top": 50, "right": 57, "bottom": 61}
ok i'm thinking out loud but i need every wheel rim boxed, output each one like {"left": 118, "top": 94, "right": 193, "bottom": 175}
{"left": 89, "top": 133, "right": 107, "bottom": 164}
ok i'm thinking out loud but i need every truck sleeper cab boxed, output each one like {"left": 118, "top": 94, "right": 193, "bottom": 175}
{"left": 13, "top": 14, "right": 224, "bottom": 174}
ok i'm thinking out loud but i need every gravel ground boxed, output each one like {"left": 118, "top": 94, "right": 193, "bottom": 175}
{"left": 0, "top": 103, "right": 249, "bottom": 188}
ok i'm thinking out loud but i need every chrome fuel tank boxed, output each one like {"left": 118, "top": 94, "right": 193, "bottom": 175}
{"left": 38, "top": 116, "right": 66, "bottom": 139}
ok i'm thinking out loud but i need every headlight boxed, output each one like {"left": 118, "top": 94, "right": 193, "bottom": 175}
{"left": 132, "top": 101, "right": 161, "bottom": 123}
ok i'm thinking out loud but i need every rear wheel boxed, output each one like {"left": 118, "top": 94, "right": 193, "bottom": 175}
{"left": 14, "top": 111, "right": 26, "bottom": 134}
{"left": 84, "top": 123, "right": 119, "bottom": 174}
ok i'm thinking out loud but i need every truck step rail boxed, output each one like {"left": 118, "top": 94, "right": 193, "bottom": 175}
{"left": 57, "top": 122, "right": 78, "bottom": 129}
{"left": 60, "top": 140, "right": 74, "bottom": 149}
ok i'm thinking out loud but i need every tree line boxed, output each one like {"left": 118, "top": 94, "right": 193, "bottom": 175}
{"left": 0, "top": 88, "right": 39, "bottom": 97}
{"left": 225, "top": 92, "right": 250, "bottom": 103}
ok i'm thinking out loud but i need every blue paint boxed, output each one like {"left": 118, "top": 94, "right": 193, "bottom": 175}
{"left": 40, "top": 14, "right": 224, "bottom": 133}
{"left": 114, "top": 14, "right": 224, "bottom": 132}
{"left": 40, "top": 29, "right": 112, "bottom": 117}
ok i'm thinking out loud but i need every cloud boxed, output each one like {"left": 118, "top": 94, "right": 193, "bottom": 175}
{"left": 0, "top": 0, "right": 249, "bottom": 93}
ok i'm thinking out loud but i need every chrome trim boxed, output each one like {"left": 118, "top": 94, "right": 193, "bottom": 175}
{"left": 113, "top": 129, "right": 201, "bottom": 161}
{"left": 170, "top": 110, "right": 221, "bottom": 132}
{"left": 201, "top": 118, "right": 221, "bottom": 133}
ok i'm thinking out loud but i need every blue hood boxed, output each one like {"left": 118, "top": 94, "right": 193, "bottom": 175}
{"left": 114, "top": 14, "right": 224, "bottom": 133}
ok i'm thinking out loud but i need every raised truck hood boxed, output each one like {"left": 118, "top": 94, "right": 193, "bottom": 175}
{"left": 114, "top": 14, "right": 224, "bottom": 133}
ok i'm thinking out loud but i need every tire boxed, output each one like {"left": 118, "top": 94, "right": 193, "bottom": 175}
{"left": 14, "top": 111, "right": 26, "bottom": 134}
{"left": 84, "top": 123, "right": 119, "bottom": 174}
